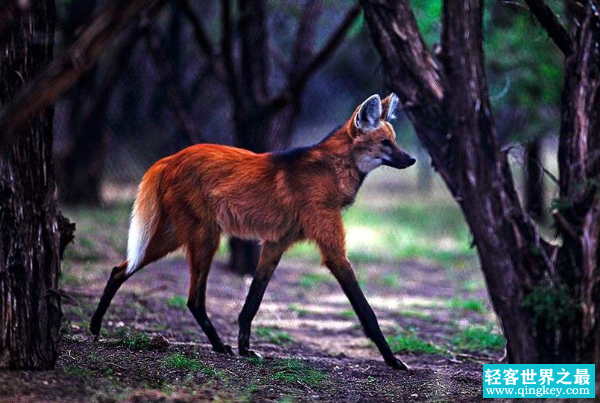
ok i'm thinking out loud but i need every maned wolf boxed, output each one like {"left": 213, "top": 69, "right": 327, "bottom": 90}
{"left": 90, "top": 93, "right": 415, "bottom": 370}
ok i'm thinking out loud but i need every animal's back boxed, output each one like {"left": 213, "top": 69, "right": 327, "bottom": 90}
{"left": 156, "top": 144, "right": 298, "bottom": 241}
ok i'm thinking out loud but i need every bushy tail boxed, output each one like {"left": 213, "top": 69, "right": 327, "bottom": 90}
{"left": 125, "top": 170, "right": 161, "bottom": 275}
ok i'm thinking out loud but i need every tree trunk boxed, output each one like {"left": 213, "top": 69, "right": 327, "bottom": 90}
{"left": 0, "top": 0, "right": 63, "bottom": 369}
{"left": 225, "top": 0, "right": 272, "bottom": 275}
{"left": 362, "top": 0, "right": 600, "bottom": 366}
{"left": 525, "top": 137, "right": 545, "bottom": 221}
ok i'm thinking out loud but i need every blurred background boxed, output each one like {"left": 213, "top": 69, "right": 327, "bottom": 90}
{"left": 9, "top": 0, "right": 571, "bottom": 399}
{"left": 54, "top": 0, "right": 563, "bottom": 265}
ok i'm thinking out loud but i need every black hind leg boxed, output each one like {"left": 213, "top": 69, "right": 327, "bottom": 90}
{"left": 90, "top": 262, "right": 129, "bottom": 338}
{"left": 186, "top": 231, "right": 233, "bottom": 354}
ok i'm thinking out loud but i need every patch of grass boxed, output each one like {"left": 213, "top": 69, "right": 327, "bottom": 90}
{"left": 460, "top": 279, "right": 485, "bottom": 292}
{"left": 288, "top": 303, "right": 309, "bottom": 317}
{"left": 163, "top": 352, "right": 224, "bottom": 379}
{"left": 63, "top": 203, "right": 131, "bottom": 262}
{"left": 271, "top": 358, "right": 327, "bottom": 387}
{"left": 166, "top": 295, "right": 188, "bottom": 310}
{"left": 164, "top": 352, "right": 203, "bottom": 371}
{"left": 246, "top": 356, "right": 264, "bottom": 366}
{"left": 340, "top": 309, "right": 356, "bottom": 318}
{"left": 255, "top": 327, "right": 294, "bottom": 345}
{"left": 451, "top": 324, "right": 505, "bottom": 352}
{"left": 400, "top": 310, "right": 432, "bottom": 321}
{"left": 378, "top": 273, "right": 402, "bottom": 289}
{"left": 63, "top": 366, "right": 93, "bottom": 378}
{"left": 447, "top": 297, "right": 487, "bottom": 313}
{"left": 298, "top": 273, "right": 331, "bottom": 289}
{"left": 112, "top": 327, "right": 151, "bottom": 350}
{"left": 386, "top": 334, "right": 443, "bottom": 355}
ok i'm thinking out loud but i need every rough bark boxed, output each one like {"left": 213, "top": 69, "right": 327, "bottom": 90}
{"left": 362, "top": 0, "right": 599, "bottom": 365}
{"left": 0, "top": 0, "right": 63, "bottom": 369}
{"left": 554, "top": 1, "right": 600, "bottom": 362}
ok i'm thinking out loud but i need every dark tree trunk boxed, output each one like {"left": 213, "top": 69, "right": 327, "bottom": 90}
{"left": 362, "top": 0, "right": 600, "bottom": 367}
{"left": 525, "top": 137, "right": 545, "bottom": 221}
{"left": 226, "top": 0, "right": 272, "bottom": 275}
{"left": 0, "top": 0, "right": 63, "bottom": 369}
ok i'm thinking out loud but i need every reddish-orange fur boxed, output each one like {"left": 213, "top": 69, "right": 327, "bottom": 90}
{"left": 136, "top": 97, "right": 406, "bottom": 263}
{"left": 91, "top": 94, "right": 414, "bottom": 369}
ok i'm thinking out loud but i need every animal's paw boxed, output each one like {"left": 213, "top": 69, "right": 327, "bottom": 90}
{"left": 386, "top": 357, "right": 410, "bottom": 371}
{"left": 213, "top": 344, "right": 235, "bottom": 356}
{"left": 89, "top": 318, "right": 101, "bottom": 339}
{"left": 240, "top": 349, "right": 263, "bottom": 359}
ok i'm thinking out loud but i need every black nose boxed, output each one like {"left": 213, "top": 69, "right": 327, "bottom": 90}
{"left": 407, "top": 157, "right": 416, "bottom": 166}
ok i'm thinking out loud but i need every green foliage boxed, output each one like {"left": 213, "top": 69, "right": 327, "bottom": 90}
{"left": 460, "top": 279, "right": 485, "bottom": 292}
{"left": 340, "top": 309, "right": 356, "bottom": 318}
{"left": 522, "top": 282, "right": 576, "bottom": 330}
{"left": 246, "top": 356, "right": 264, "bottom": 366}
{"left": 164, "top": 352, "right": 202, "bottom": 371}
{"left": 400, "top": 310, "right": 432, "bottom": 321}
{"left": 483, "top": 2, "right": 564, "bottom": 141}
{"left": 63, "top": 366, "right": 93, "bottom": 378}
{"left": 451, "top": 324, "right": 505, "bottom": 352}
{"left": 166, "top": 295, "right": 188, "bottom": 310}
{"left": 288, "top": 303, "right": 309, "bottom": 317}
{"left": 163, "top": 352, "right": 221, "bottom": 378}
{"left": 271, "top": 359, "right": 328, "bottom": 386}
{"left": 408, "top": 0, "right": 564, "bottom": 142}
{"left": 254, "top": 327, "right": 294, "bottom": 345}
{"left": 63, "top": 203, "right": 130, "bottom": 261}
{"left": 112, "top": 328, "right": 151, "bottom": 350}
{"left": 379, "top": 273, "right": 402, "bottom": 289}
{"left": 410, "top": 0, "right": 442, "bottom": 47}
{"left": 299, "top": 273, "right": 331, "bottom": 289}
{"left": 447, "top": 297, "right": 487, "bottom": 313}
{"left": 386, "top": 333, "right": 443, "bottom": 355}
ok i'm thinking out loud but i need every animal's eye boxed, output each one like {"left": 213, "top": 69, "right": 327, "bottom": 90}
{"left": 381, "top": 139, "right": 393, "bottom": 148}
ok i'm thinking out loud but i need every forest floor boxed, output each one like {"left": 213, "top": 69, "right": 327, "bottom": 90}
{"left": 1, "top": 172, "right": 509, "bottom": 402}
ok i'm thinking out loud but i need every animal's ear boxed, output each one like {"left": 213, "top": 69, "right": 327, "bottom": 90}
{"left": 381, "top": 93, "right": 399, "bottom": 121}
{"left": 355, "top": 94, "right": 381, "bottom": 131}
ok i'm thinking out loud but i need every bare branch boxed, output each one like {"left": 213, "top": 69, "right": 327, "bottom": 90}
{"left": 175, "top": 0, "right": 215, "bottom": 57}
{"left": 290, "top": 0, "right": 324, "bottom": 74}
{"left": 176, "top": 0, "right": 227, "bottom": 82}
{"left": 221, "top": 0, "right": 241, "bottom": 102}
{"left": 0, "top": 0, "right": 166, "bottom": 154}
{"left": 142, "top": 16, "right": 205, "bottom": 144}
{"left": 523, "top": 0, "right": 573, "bottom": 55}
{"left": 269, "top": 38, "right": 291, "bottom": 74}
{"left": 264, "top": 3, "right": 360, "bottom": 115}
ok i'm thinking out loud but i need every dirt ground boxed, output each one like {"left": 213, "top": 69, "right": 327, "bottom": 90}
{"left": 0, "top": 253, "right": 504, "bottom": 403}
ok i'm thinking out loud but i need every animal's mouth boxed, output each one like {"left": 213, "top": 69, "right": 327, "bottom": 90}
{"left": 382, "top": 156, "right": 416, "bottom": 169}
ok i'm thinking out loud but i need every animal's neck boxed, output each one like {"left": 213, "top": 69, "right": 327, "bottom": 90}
{"left": 312, "top": 126, "right": 366, "bottom": 203}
